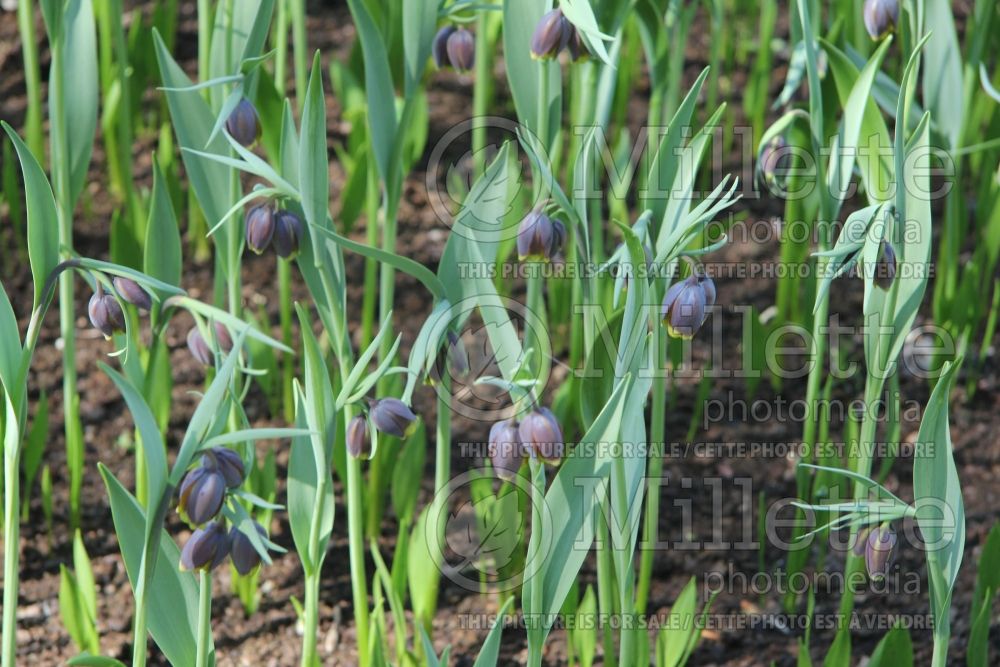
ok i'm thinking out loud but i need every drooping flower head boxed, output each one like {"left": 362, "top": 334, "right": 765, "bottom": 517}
{"left": 661, "top": 274, "right": 709, "bottom": 339}
{"left": 518, "top": 407, "right": 564, "bottom": 463}
{"left": 489, "top": 419, "right": 524, "bottom": 481}
{"left": 113, "top": 277, "right": 152, "bottom": 311}
{"left": 369, "top": 398, "right": 418, "bottom": 439}
{"left": 517, "top": 211, "right": 566, "bottom": 261}
{"left": 180, "top": 521, "right": 231, "bottom": 571}
{"left": 88, "top": 289, "right": 126, "bottom": 339}
{"left": 229, "top": 521, "right": 268, "bottom": 575}
{"left": 863, "top": 0, "right": 899, "bottom": 40}
{"left": 178, "top": 465, "right": 227, "bottom": 526}
{"left": 225, "top": 98, "right": 262, "bottom": 147}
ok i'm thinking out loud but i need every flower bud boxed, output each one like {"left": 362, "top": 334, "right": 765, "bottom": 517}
{"left": 88, "top": 290, "right": 126, "bottom": 339}
{"left": 225, "top": 98, "right": 262, "bottom": 147}
{"left": 488, "top": 419, "right": 524, "bottom": 481}
{"left": 446, "top": 331, "right": 469, "bottom": 377}
{"left": 245, "top": 205, "right": 276, "bottom": 255}
{"left": 852, "top": 526, "right": 872, "bottom": 556}
{"left": 661, "top": 275, "right": 708, "bottom": 339}
{"left": 758, "top": 135, "right": 788, "bottom": 187}
{"left": 187, "top": 327, "right": 213, "bottom": 366}
{"left": 566, "top": 27, "right": 589, "bottom": 62}
{"left": 178, "top": 464, "right": 227, "bottom": 525}
{"left": 873, "top": 240, "right": 897, "bottom": 290}
{"left": 369, "top": 398, "right": 418, "bottom": 438}
{"left": 865, "top": 523, "right": 897, "bottom": 580}
{"left": 346, "top": 414, "right": 370, "bottom": 459}
{"left": 213, "top": 322, "right": 233, "bottom": 353}
{"left": 530, "top": 8, "right": 572, "bottom": 60}
{"left": 433, "top": 26, "right": 457, "bottom": 68}
{"left": 113, "top": 277, "right": 152, "bottom": 311}
{"left": 204, "top": 447, "right": 245, "bottom": 489}
{"left": 180, "top": 521, "right": 230, "bottom": 571}
{"left": 698, "top": 274, "right": 716, "bottom": 312}
{"left": 518, "top": 407, "right": 564, "bottom": 463}
{"left": 229, "top": 521, "right": 267, "bottom": 575}
{"left": 446, "top": 27, "right": 475, "bottom": 72}
{"left": 863, "top": 0, "right": 898, "bottom": 40}
{"left": 517, "top": 211, "right": 566, "bottom": 261}
{"left": 272, "top": 209, "right": 303, "bottom": 259}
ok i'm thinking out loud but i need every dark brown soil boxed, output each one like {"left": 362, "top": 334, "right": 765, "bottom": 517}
{"left": 0, "top": 1, "right": 998, "bottom": 666}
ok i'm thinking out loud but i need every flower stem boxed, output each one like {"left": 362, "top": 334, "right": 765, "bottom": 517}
{"left": 195, "top": 570, "right": 212, "bottom": 667}
{"left": 2, "top": 445, "right": 20, "bottom": 667}
{"left": 346, "top": 452, "right": 370, "bottom": 667}
{"left": 301, "top": 572, "right": 320, "bottom": 666}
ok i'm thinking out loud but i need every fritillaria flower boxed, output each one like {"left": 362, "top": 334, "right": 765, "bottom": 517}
{"left": 113, "top": 277, "right": 152, "bottom": 311}
{"left": 178, "top": 464, "right": 227, "bottom": 526}
{"left": 433, "top": 26, "right": 475, "bottom": 72}
{"left": 863, "top": 0, "right": 899, "bottom": 40}
{"left": 346, "top": 414, "right": 370, "bottom": 459}
{"left": 865, "top": 523, "right": 898, "bottom": 580}
{"left": 873, "top": 240, "right": 898, "bottom": 291}
{"left": 369, "top": 398, "right": 418, "bottom": 439}
{"left": 204, "top": 447, "right": 246, "bottom": 489}
{"left": 230, "top": 521, "right": 268, "bottom": 575}
{"left": 180, "top": 521, "right": 231, "bottom": 571}
{"left": 245, "top": 205, "right": 276, "bottom": 255}
{"left": 187, "top": 322, "right": 234, "bottom": 366}
{"left": 273, "top": 209, "right": 303, "bottom": 259}
{"left": 517, "top": 211, "right": 566, "bottom": 261}
{"left": 88, "top": 289, "right": 126, "bottom": 339}
{"left": 661, "top": 274, "right": 711, "bottom": 339}
{"left": 518, "top": 407, "right": 564, "bottom": 463}
{"left": 530, "top": 9, "right": 573, "bottom": 60}
{"left": 488, "top": 419, "right": 524, "bottom": 481}
{"left": 225, "top": 98, "right": 262, "bottom": 147}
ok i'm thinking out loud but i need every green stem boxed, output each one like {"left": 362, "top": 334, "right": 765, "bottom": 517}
{"left": 279, "top": 258, "right": 294, "bottom": 421}
{"left": 472, "top": 10, "right": 490, "bottom": 178}
{"left": 16, "top": 0, "right": 42, "bottom": 159}
{"left": 197, "top": 0, "right": 211, "bottom": 92}
{"left": 346, "top": 454, "right": 370, "bottom": 667}
{"left": 636, "top": 328, "right": 666, "bottom": 612}
{"left": 195, "top": 570, "right": 212, "bottom": 667}
{"left": 2, "top": 447, "right": 20, "bottom": 667}
{"left": 290, "top": 0, "right": 307, "bottom": 109}
{"left": 426, "top": 376, "right": 451, "bottom": 622}
{"left": 274, "top": 0, "right": 289, "bottom": 94}
{"left": 301, "top": 573, "right": 320, "bottom": 666}
{"left": 360, "top": 162, "right": 379, "bottom": 348}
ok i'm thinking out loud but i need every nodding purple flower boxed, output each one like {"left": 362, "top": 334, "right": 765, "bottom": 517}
{"left": 852, "top": 526, "right": 873, "bottom": 556}
{"left": 369, "top": 398, "right": 418, "bottom": 439}
{"left": 758, "top": 135, "right": 788, "bottom": 187}
{"left": 874, "top": 240, "right": 897, "bottom": 290}
{"left": 346, "top": 414, "right": 370, "bottom": 459}
{"left": 489, "top": 419, "right": 524, "bottom": 481}
{"left": 446, "top": 28, "right": 475, "bottom": 72}
{"left": 865, "top": 523, "right": 898, "bottom": 580}
{"left": 863, "top": 0, "right": 898, "bottom": 40}
{"left": 88, "top": 289, "right": 126, "bottom": 339}
{"left": 204, "top": 447, "right": 245, "bottom": 489}
{"left": 187, "top": 323, "right": 233, "bottom": 366}
{"left": 178, "top": 465, "right": 227, "bottom": 526}
{"left": 187, "top": 327, "right": 213, "bottom": 366}
{"left": 517, "top": 211, "right": 566, "bottom": 261}
{"left": 518, "top": 407, "right": 564, "bottom": 463}
{"left": 225, "top": 98, "right": 262, "bottom": 147}
{"left": 180, "top": 521, "right": 230, "bottom": 571}
{"left": 113, "top": 277, "right": 152, "bottom": 311}
{"left": 229, "top": 521, "right": 268, "bottom": 575}
{"left": 530, "top": 8, "right": 573, "bottom": 60}
{"left": 245, "top": 205, "right": 276, "bottom": 255}
{"left": 433, "top": 26, "right": 457, "bottom": 68}
{"left": 698, "top": 273, "right": 717, "bottom": 312}
{"left": 661, "top": 275, "right": 710, "bottom": 339}
{"left": 272, "top": 209, "right": 303, "bottom": 259}
{"left": 566, "top": 27, "right": 589, "bottom": 62}
{"left": 446, "top": 331, "right": 469, "bottom": 377}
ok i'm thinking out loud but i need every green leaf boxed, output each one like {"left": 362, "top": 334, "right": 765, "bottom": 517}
{"left": 2, "top": 123, "right": 59, "bottom": 308}
{"left": 58, "top": 0, "right": 99, "bottom": 206}
{"left": 402, "top": 0, "right": 438, "bottom": 96}
{"left": 472, "top": 596, "right": 515, "bottom": 667}
{"left": 100, "top": 364, "right": 167, "bottom": 511}
{"left": 560, "top": 0, "right": 613, "bottom": 66}
{"left": 345, "top": 0, "right": 398, "bottom": 182}
{"left": 299, "top": 51, "right": 330, "bottom": 255}
{"left": 143, "top": 161, "right": 182, "bottom": 288}
{"left": 867, "top": 624, "right": 913, "bottom": 667}
{"left": 100, "top": 465, "right": 202, "bottom": 666}
{"left": 524, "top": 375, "right": 633, "bottom": 645}
{"left": 72, "top": 530, "right": 98, "bottom": 627}
{"left": 922, "top": 0, "right": 963, "bottom": 150}
{"left": 390, "top": 420, "right": 426, "bottom": 524}
{"left": 913, "top": 360, "right": 965, "bottom": 617}
{"left": 67, "top": 657, "right": 128, "bottom": 667}
{"left": 823, "top": 626, "right": 851, "bottom": 667}
{"left": 657, "top": 577, "right": 697, "bottom": 667}
{"left": 0, "top": 282, "right": 22, "bottom": 397}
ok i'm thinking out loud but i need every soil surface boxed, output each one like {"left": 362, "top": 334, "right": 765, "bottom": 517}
{"left": 0, "top": 1, "right": 998, "bottom": 666}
